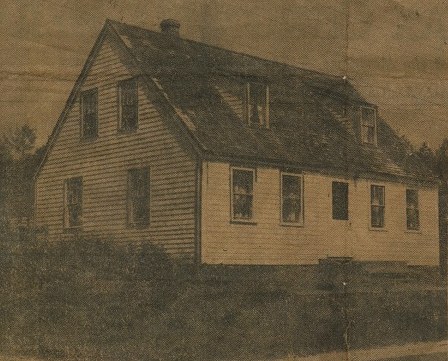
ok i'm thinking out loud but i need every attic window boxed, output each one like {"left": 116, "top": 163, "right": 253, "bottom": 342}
{"left": 81, "top": 88, "right": 98, "bottom": 139}
{"left": 119, "top": 78, "right": 138, "bottom": 132}
{"left": 244, "top": 83, "right": 269, "bottom": 128}
{"left": 361, "top": 106, "right": 376, "bottom": 145}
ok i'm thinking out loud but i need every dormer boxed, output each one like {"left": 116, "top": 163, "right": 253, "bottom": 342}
{"left": 244, "top": 82, "right": 270, "bottom": 128}
{"left": 360, "top": 106, "right": 377, "bottom": 145}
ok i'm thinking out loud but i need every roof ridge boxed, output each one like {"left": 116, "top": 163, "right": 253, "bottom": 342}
{"left": 106, "top": 18, "right": 346, "bottom": 82}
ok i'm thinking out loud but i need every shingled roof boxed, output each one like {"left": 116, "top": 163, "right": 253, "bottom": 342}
{"left": 106, "top": 20, "right": 437, "bottom": 183}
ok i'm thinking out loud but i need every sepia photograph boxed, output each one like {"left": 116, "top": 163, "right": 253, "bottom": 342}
{"left": 0, "top": 1, "right": 447, "bottom": 360}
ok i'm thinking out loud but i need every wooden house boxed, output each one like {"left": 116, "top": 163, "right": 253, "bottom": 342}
{"left": 34, "top": 19, "right": 439, "bottom": 266}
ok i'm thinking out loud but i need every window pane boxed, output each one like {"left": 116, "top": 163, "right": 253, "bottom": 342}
{"left": 82, "top": 89, "right": 98, "bottom": 138}
{"left": 371, "top": 185, "right": 385, "bottom": 228}
{"left": 361, "top": 107, "right": 376, "bottom": 144}
{"left": 128, "top": 168, "right": 149, "bottom": 226}
{"left": 233, "top": 170, "right": 253, "bottom": 195}
{"left": 406, "top": 189, "right": 418, "bottom": 208}
{"left": 246, "top": 83, "right": 267, "bottom": 126}
{"left": 367, "top": 126, "right": 375, "bottom": 143}
{"left": 332, "top": 182, "right": 348, "bottom": 220}
{"left": 132, "top": 198, "right": 149, "bottom": 225}
{"left": 371, "top": 206, "right": 384, "bottom": 228}
{"left": 120, "top": 79, "right": 138, "bottom": 131}
{"left": 232, "top": 169, "right": 254, "bottom": 220}
{"left": 233, "top": 194, "right": 253, "bottom": 219}
{"left": 407, "top": 209, "right": 419, "bottom": 230}
{"left": 362, "top": 107, "right": 375, "bottom": 126}
{"left": 282, "top": 174, "right": 302, "bottom": 223}
{"left": 66, "top": 177, "right": 82, "bottom": 227}
{"left": 371, "top": 185, "right": 384, "bottom": 206}
{"left": 406, "top": 189, "right": 419, "bottom": 230}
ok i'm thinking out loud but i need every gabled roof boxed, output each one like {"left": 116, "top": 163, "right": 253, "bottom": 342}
{"left": 107, "top": 20, "right": 434, "bottom": 184}
{"left": 36, "top": 19, "right": 436, "bottom": 184}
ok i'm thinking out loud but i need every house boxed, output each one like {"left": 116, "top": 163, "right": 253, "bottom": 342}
{"left": 34, "top": 19, "right": 439, "bottom": 267}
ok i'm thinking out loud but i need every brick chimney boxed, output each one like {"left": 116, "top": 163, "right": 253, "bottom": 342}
{"left": 160, "top": 19, "right": 180, "bottom": 37}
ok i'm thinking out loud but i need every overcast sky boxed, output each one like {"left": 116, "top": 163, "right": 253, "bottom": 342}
{"left": 1, "top": 0, "right": 447, "bottom": 148}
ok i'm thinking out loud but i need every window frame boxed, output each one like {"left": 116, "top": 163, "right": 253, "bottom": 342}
{"left": 244, "top": 82, "right": 270, "bottom": 128}
{"left": 230, "top": 167, "right": 256, "bottom": 223}
{"left": 360, "top": 106, "right": 377, "bottom": 145}
{"left": 80, "top": 88, "right": 98, "bottom": 140}
{"left": 118, "top": 78, "right": 139, "bottom": 133}
{"left": 406, "top": 188, "right": 420, "bottom": 231}
{"left": 332, "top": 181, "right": 349, "bottom": 221}
{"left": 370, "top": 184, "right": 386, "bottom": 229}
{"left": 280, "top": 172, "right": 304, "bottom": 227}
{"left": 127, "top": 167, "right": 150, "bottom": 228}
{"left": 64, "top": 176, "right": 83, "bottom": 230}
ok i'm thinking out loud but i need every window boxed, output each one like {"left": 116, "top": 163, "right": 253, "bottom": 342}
{"left": 81, "top": 88, "right": 98, "bottom": 139}
{"left": 231, "top": 168, "right": 254, "bottom": 221}
{"left": 128, "top": 168, "right": 150, "bottom": 227}
{"left": 332, "top": 182, "right": 349, "bottom": 220}
{"left": 371, "top": 185, "right": 385, "bottom": 228}
{"left": 281, "top": 173, "right": 303, "bottom": 225}
{"left": 406, "top": 189, "right": 419, "bottom": 230}
{"left": 119, "top": 78, "right": 138, "bottom": 131}
{"left": 361, "top": 106, "right": 376, "bottom": 144}
{"left": 65, "top": 177, "right": 82, "bottom": 228}
{"left": 244, "top": 83, "right": 269, "bottom": 127}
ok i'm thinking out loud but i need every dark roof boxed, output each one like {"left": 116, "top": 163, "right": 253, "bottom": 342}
{"left": 106, "top": 20, "right": 435, "bottom": 183}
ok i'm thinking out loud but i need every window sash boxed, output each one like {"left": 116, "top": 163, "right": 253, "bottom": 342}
{"left": 370, "top": 185, "right": 385, "bottom": 228}
{"left": 281, "top": 173, "right": 303, "bottom": 224}
{"left": 361, "top": 107, "right": 376, "bottom": 144}
{"left": 65, "top": 177, "right": 82, "bottom": 228}
{"left": 128, "top": 168, "right": 149, "bottom": 226}
{"left": 332, "top": 181, "right": 349, "bottom": 220}
{"left": 406, "top": 189, "right": 420, "bottom": 230}
{"left": 231, "top": 168, "right": 254, "bottom": 221}
{"left": 119, "top": 79, "right": 138, "bottom": 131}
{"left": 245, "top": 83, "right": 268, "bottom": 126}
{"left": 81, "top": 89, "right": 98, "bottom": 138}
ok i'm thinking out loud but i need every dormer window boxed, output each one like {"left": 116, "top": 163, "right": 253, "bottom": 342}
{"left": 361, "top": 106, "right": 377, "bottom": 145}
{"left": 244, "top": 82, "right": 269, "bottom": 128}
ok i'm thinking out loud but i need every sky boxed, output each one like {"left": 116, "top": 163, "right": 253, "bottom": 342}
{"left": 1, "top": 0, "right": 448, "bottom": 148}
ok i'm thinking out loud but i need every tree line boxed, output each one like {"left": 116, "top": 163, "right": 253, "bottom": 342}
{"left": 0, "top": 125, "right": 45, "bottom": 232}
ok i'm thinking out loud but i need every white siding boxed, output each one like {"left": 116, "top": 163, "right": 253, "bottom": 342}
{"left": 201, "top": 161, "right": 439, "bottom": 266}
{"left": 35, "top": 36, "right": 197, "bottom": 259}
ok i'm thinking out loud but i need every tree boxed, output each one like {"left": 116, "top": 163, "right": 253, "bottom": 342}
{"left": 415, "top": 142, "right": 435, "bottom": 171}
{"left": 3, "top": 124, "right": 37, "bottom": 159}
{"left": 0, "top": 125, "right": 42, "bottom": 232}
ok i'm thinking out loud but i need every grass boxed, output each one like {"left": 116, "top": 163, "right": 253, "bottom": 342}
{"left": 0, "top": 233, "right": 446, "bottom": 360}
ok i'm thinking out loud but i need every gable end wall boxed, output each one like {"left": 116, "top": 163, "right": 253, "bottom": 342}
{"left": 35, "top": 36, "right": 197, "bottom": 260}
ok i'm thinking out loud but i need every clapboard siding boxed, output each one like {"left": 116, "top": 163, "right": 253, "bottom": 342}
{"left": 201, "top": 161, "right": 439, "bottom": 266}
{"left": 35, "top": 36, "right": 197, "bottom": 260}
